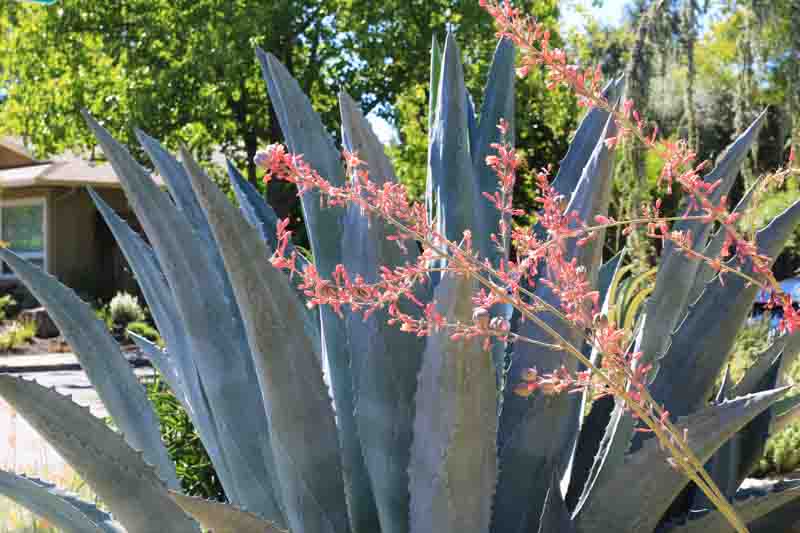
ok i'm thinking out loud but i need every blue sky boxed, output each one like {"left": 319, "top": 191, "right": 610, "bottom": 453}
{"left": 561, "top": 0, "right": 632, "bottom": 30}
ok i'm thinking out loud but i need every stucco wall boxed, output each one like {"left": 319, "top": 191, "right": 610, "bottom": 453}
{"left": 48, "top": 187, "right": 130, "bottom": 296}
{"left": 0, "top": 186, "right": 132, "bottom": 297}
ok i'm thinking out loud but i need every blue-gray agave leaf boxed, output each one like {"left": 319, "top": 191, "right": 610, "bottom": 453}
{"left": 169, "top": 491, "right": 287, "bottom": 533}
{"left": 636, "top": 111, "right": 767, "bottom": 370}
{"left": 429, "top": 32, "right": 480, "bottom": 253}
{"left": 749, "top": 484, "right": 800, "bottom": 532}
{"left": 467, "top": 37, "right": 517, "bottom": 392}
{"left": 340, "top": 91, "right": 426, "bottom": 533}
{"left": 769, "top": 394, "right": 800, "bottom": 434}
{"left": 472, "top": 38, "right": 515, "bottom": 266}
{"left": 90, "top": 190, "right": 237, "bottom": 503}
{"left": 426, "top": 35, "right": 444, "bottom": 226}
{"left": 256, "top": 47, "right": 345, "bottom": 271}
{"left": 570, "top": 397, "right": 634, "bottom": 516}
{"left": 651, "top": 197, "right": 800, "bottom": 418}
{"left": 0, "top": 248, "right": 178, "bottom": 490}
{"left": 88, "top": 190, "right": 184, "bottom": 381}
{"left": 673, "top": 109, "right": 767, "bottom": 258}
{"left": 0, "top": 376, "right": 200, "bottom": 533}
{"left": 259, "top": 49, "right": 379, "bottom": 532}
{"left": 128, "top": 334, "right": 182, "bottom": 404}
{"left": 428, "top": 35, "right": 444, "bottom": 137}
{"left": 226, "top": 159, "right": 317, "bottom": 327}
{"left": 660, "top": 479, "right": 800, "bottom": 533}
{"left": 539, "top": 471, "right": 577, "bottom": 533}
{"left": 566, "top": 393, "right": 615, "bottom": 509}
{"left": 574, "top": 387, "right": 790, "bottom": 533}
{"left": 565, "top": 250, "right": 629, "bottom": 501}
{"left": 550, "top": 76, "right": 623, "bottom": 198}
{"left": 83, "top": 113, "right": 284, "bottom": 524}
{"left": 731, "top": 336, "right": 791, "bottom": 399}
{"left": 226, "top": 159, "right": 283, "bottom": 251}
{"left": 0, "top": 469, "right": 116, "bottom": 533}
{"left": 466, "top": 90, "right": 479, "bottom": 153}
{"left": 136, "top": 129, "right": 218, "bottom": 253}
{"left": 688, "top": 174, "right": 767, "bottom": 304}
{"left": 182, "top": 150, "right": 351, "bottom": 533}
{"left": 409, "top": 271, "right": 497, "bottom": 533}
{"left": 693, "top": 345, "right": 785, "bottom": 510}
{"left": 27, "top": 477, "right": 124, "bottom": 533}
{"left": 715, "top": 332, "right": 800, "bottom": 495}
{"left": 493, "top": 113, "right": 617, "bottom": 533}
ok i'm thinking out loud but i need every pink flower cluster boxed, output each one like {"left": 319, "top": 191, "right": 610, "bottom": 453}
{"left": 479, "top": 0, "right": 789, "bottom": 288}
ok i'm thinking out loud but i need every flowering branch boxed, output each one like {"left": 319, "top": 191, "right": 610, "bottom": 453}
{"left": 250, "top": 4, "right": 800, "bottom": 530}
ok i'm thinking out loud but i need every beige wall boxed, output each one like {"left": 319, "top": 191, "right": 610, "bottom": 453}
{"left": 0, "top": 186, "right": 132, "bottom": 297}
{"left": 49, "top": 187, "right": 130, "bottom": 295}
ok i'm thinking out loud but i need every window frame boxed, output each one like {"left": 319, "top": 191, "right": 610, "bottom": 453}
{"left": 0, "top": 197, "right": 48, "bottom": 280}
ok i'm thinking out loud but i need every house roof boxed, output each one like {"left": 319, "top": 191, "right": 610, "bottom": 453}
{"left": 0, "top": 137, "right": 45, "bottom": 169}
{"left": 0, "top": 153, "right": 165, "bottom": 190}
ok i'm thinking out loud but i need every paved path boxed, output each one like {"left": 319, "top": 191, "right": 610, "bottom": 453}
{"left": 0, "top": 354, "right": 154, "bottom": 474}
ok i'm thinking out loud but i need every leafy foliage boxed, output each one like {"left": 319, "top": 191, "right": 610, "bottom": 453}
{"left": 0, "top": 294, "right": 16, "bottom": 321}
{"left": 108, "top": 292, "right": 146, "bottom": 327}
{"left": 0, "top": 319, "right": 36, "bottom": 351}
{"left": 126, "top": 321, "right": 160, "bottom": 344}
{"left": 148, "top": 378, "right": 225, "bottom": 502}
{"left": 0, "top": 0, "right": 551, "bottom": 184}
{"left": 728, "top": 322, "right": 800, "bottom": 478}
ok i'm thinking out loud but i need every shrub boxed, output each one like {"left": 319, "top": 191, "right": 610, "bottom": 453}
{"left": 147, "top": 378, "right": 225, "bottom": 501}
{"left": 0, "top": 319, "right": 36, "bottom": 351}
{"left": 126, "top": 321, "right": 161, "bottom": 344}
{"left": 0, "top": 294, "right": 14, "bottom": 320}
{"left": 0, "top": 294, "right": 16, "bottom": 321}
{"left": 726, "top": 321, "right": 774, "bottom": 383}
{"left": 108, "top": 292, "right": 145, "bottom": 327}
{"left": 94, "top": 304, "right": 113, "bottom": 330}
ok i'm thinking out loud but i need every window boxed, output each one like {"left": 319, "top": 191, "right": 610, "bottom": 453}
{"left": 0, "top": 199, "right": 46, "bottom": 278}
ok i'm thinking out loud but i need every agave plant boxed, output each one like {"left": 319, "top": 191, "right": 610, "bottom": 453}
{"left": 0, "top": 26, "right": 800, "bottom": 533}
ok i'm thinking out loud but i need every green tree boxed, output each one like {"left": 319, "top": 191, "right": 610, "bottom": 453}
{"left": 1, "top": 1, "right": 343, "bottom": 184}
{"left": 0, "top": 1, "right": 535, "bottom": 179}
{"left": 0, "top": 0, "right": 572, "bottom": 235}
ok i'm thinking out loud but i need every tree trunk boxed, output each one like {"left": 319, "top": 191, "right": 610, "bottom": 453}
{"left": 790, "top": 0, "right": 800, "bottom": 161}
{"left": 265, "top": 105, "right": 299, "bottom": 222}
{"left": 244, "top": 131, "right": 259, "bottom": 184}
{"left": 621, "top": 0, "right": 664, "bottom": 269}
{"left": 682, "top": 0, "right": 698, "bottom": 153}
{"left": 734, "top": 1, "right": 757, "bottom": 186}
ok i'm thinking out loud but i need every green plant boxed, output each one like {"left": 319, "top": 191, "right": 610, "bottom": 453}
{"left": 147, "top": 377, "right": 225, "bottom": 502}
{"left": 126, "top": 321, "right": 161, "bottom": 344}
{"left": 0, "top": 319, "right": 36, "bottom": 351}
{"left": 94, "top": 304, "right": 113, "bottom": 330}
{"left": 0, "top": 295, "right": 15, "bottom": 322}
{"left": 108, "top": 291, "right": 145, "bottom": 327}
{"left": 730, "top": 322, "right": 800, "bottom": 478}
{"left": 728, "top": 322, "right": 776, "bottom": 383}
{"left": 0, "top": 15, "right": 798, "bottom": 533}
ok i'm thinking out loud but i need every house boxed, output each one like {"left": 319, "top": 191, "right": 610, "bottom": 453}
{"left": 0, "top": 137, "right": 163, "bottom": 299}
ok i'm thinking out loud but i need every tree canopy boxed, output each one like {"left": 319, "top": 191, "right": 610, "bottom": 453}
{"left": 0, "top": 0, "right": 569, "bottom": 187}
